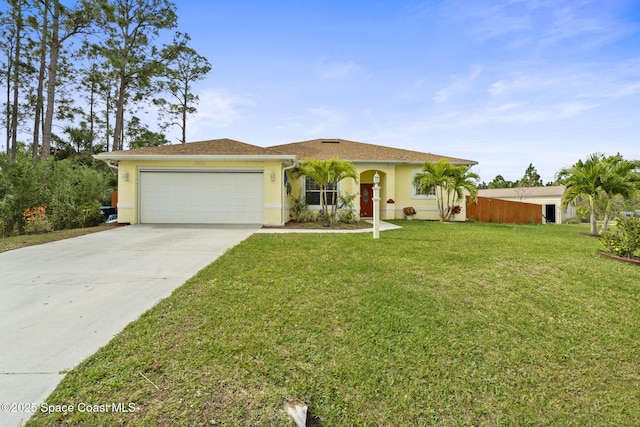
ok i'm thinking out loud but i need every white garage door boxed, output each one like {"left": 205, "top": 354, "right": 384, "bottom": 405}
{"left": 139, "top": 171, "right": 264, "bottom": 224}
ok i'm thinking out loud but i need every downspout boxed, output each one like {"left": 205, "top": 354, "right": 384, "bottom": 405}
{"left": 281, "top": 160, "right": 298, "bottom": 226}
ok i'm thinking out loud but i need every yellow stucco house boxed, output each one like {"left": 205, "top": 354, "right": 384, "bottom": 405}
{"left": 95, "top": 138, "right": 477, "bottom": 226}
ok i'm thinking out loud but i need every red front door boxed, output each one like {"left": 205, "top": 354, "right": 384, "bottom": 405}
{"left": 360, "top": 184, "right": 373, "bottom": 217}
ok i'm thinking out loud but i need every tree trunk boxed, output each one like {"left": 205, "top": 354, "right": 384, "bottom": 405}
{"left": 32, "top": 2, "right": 49, "bottom": 160}
{"left": 320, "top": 186, "right": 328, "bottom": 223}
{"left": 4, "top": 49, "right": 12, "bottom": 155}
{"left": 10, "top": 14, "right": 21, "bottom": 160}
{"left": 600, "top": 198, "right": 614, "bottom": 233}
{"left": 601, "top": 212, "right": 612, "bottom": 233}
{"left": 438, "top": 187, "right": 446, "bottom": 221}
{"left": 181, "top": 96, "right": 187, "bottom": 144}
{"left": 42, "top": 0, "right": 60, "bottom": 160}
{"left": 88, "top": 66, "right": 96, "bottom": 153}
{"left": 104, "top": 87, "right": 111, "bottom": 151}
{"left": 113, "top": 76, "right": 126, "bottom": 151}
{"left": 589, "top": 196, "right": 598, "bottom": 235}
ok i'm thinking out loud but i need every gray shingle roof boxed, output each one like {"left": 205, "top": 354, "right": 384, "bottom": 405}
{"left": 98, "top": 137, "right": 478, "bottom": 165}
{"left": 108, "top": 138, "right": 285, "bottom": 156}
{"left": 270, "top": 138, "right": 477, "bottom": 164}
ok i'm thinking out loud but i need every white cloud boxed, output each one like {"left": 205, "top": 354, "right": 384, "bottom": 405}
{"left": 305, "top": 107, "right": 346, "bottom": 134}
{"left": 438, "top": 101, "right": 594, "bottom": 128}
{"left": 487, "top": 59, "right": 640, "bottom": 103}
{"left": 187, "top": 89, "right": 255, "bottom": 134}
{"left": 433, "top": 66, "right": 483, "bottom": 103}
{"left": 273, "top": 107, "right": 346, "bottom": 136}
{"left": 471, "top": 3, "right": 533, "bottom": 40}
{"left": 317, "top": 60, "right": 360, "bottom": 80}
{"left": 437, "top": 0, "right": 640, "bottom": 54}
{"left": 536, "top": 2, "right": 640, "bottom": 51}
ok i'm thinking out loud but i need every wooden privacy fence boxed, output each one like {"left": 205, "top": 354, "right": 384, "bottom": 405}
{"left": 465, "top": 196, "right": 542, "bottom": 224}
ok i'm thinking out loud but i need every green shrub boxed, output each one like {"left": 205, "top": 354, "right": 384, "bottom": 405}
{"left": 289, "top": 196, "right": 319, "bottom": 223}
{"left": 23, "top": 205, "right": 51, "bottom": 234}
{"left": 296, "top": 209, "right": 319, "bottom": 223}
{"left": 565, "top": 217, "right": 583, "bottom": 224}
{"left": 289, "top": 196, "right": 309, "bottom": 221}
{"left": 46, "top": 161, "right": 108, "bottom": 230}
{"left": 337, "top": 192, "right": 359, "bottom": 224}
{"left": 0, "top": 154, "right": 49, "bottom": 235}
{"left": 0, "top": 154, "right": 111, "bottom": 235}
{"left": 600, "top": 214, "right": 640, "bottom": 258}
{"left": 338, "top": 208, "right": 358, "bottom": 224}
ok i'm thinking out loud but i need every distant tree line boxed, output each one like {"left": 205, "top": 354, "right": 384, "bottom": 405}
{"left": 478, "top": 156, "right": 640, "bottom": 233}
{"left": 478, "top": 163, "right": 547, "bottom": 189}
{"left": 0, "top": 0, "right": 211, "bottom": 160}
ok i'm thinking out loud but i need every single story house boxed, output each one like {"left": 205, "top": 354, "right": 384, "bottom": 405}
{"left": 477, "top": 185, "right": 574, "bottom": 224}
{"left": 95, "top": 138, "right": 477, "bottom": 226}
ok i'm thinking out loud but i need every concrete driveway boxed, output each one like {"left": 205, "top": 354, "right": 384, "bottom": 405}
{"left": 0, "top": 224, "right": 258, "bottom": 426}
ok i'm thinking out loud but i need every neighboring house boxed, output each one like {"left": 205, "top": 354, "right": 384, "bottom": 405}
{"left": 477, "top": 185, "right": 574, "bottom": 224}
{"left": 95, "top": 138, "right": 477, "bottom": 226}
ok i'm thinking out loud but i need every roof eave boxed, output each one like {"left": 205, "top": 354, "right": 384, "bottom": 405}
{"left": 348, "top": 159, "right": 477, "bottom": 165}
{"left": 93, "top": 154, "right": 298, "bottom": 162}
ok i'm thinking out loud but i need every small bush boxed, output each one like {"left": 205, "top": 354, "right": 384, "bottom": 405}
{"left": 23, "top": 205, "right": 51, "bottom": 234}
{"left": 290, "top": 197, "right": 309, "bottom": 221}
{"left": 338, "top": 192, "right": 359, "bottom": 224}
{"left": 338, "top": 208, "right": 358, "bottom": 224}
{"left": 403, "top": 206, "right": 416, "bottom": 216}
{"left": 600, "top": 214, "right": 640, "bottom": 258}
{"left": 289, "top": 196, "right": 319, "bottom": 223}
{"left": 296, "top": 209, "right": 319, "bottom": 223}
{"left": 0, "top": 154, "right": 49, "bottom": 235}
{"left": 565, "top": 217, "right": 583, "bottom": 224}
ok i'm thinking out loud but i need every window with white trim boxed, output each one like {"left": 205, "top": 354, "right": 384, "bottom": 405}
{"left": 412, "top": 170, "right": 436, "bottom": 198}
{"left": 305, "top": 176, "right": 337, "bottom": 206}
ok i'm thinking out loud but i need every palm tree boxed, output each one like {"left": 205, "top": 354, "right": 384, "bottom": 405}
{"left": 298, "top": 158, "right": 358, "bottom": 224}
{"left": 414, "top": 159, "right": 479, "bottom": 221}
{"left": 557, "top": 153, "right": 640, "bottom": 235}
{"left": 599, "top": 154, "right": 640, "bottom": 232}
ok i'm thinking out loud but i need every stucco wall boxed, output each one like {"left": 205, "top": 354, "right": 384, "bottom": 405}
{"left": 285, "top": 163, "right": 469, "bottom": 222}
{"left": 394, "top": 165, "right": 468, "bottom": 221}
{"left": 116, "top": 160, "right": 285, "bottom": 225}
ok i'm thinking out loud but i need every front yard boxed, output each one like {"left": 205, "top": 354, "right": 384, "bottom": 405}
{"left": 27, "top": 221, "right": 640, "bottom": 426}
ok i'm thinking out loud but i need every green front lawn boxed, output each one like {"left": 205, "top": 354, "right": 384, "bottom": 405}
{"left": 27, "top": 222, "right": 640, "bottom": 426}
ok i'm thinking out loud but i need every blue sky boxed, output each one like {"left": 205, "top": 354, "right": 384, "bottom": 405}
{"left": 171, "top": 0, "right": 640, "bottom": 184}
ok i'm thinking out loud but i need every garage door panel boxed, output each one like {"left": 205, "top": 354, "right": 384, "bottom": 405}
{"left": 139, "top": 171, "right": 264, "bottom": 224}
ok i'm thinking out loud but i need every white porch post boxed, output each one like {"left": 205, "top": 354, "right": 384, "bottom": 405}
{"left": 373, "top": 172, "right": 380, "bottom": 239}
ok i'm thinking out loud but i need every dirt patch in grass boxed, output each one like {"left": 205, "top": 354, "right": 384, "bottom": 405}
{"left": 597, "top": 251, "right": 640, "bottom": 266}
{"left": 264, "top": 220, "right": 372, "bottom": 230}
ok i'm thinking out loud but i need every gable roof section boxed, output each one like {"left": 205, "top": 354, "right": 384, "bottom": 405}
{"left": 478, "top": 185, "right": 566, "bottom": 199}
{"left": 95, "top": 139, "right": 295, "bottom": 161}
{"left": 269, "top": 138, "right": 477, "bottom": 165}
{"left": 94, "top": 137, "right": 477, "bottom": 165}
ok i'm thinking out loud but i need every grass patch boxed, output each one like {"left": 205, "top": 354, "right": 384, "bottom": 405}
{"left": 0, "top": 224, "right": 118, "bottom": 253}
{"left": 27, "top": 221, "right": 640, "bottom": 426}
{"left": 275, "top": 219, "right": 372, "bottom": 229}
